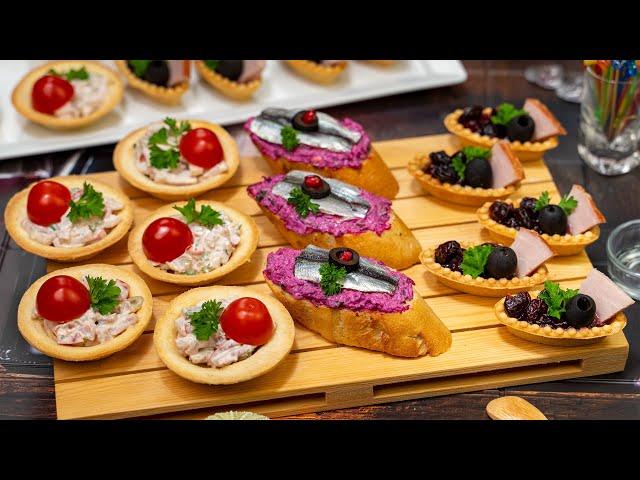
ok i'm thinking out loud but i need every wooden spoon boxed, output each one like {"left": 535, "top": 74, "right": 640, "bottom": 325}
{"left": 486, "top": 396, "right": 547, "bottom": 420}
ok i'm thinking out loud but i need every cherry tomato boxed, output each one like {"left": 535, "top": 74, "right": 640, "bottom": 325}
{"left": 220, "top": 297, "right": 274, "bottom": 346}
{"left": 31, "top": 75, "right": 74, "bottom": 115}
{"left": 36, "top": 275, "right": 90, "bottom": 323}
{"left": 179, "top": 128, "right": 224, "bottom": 169}
{"left": 142, "top": 217, "right": 193, "bottom": 263}
{"left": 26, "top": 180, "right": 72, "bottom": 226}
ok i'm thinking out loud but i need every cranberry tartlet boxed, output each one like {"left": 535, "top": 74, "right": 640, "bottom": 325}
{"left": 195, "top": 60, "right": 266, "bottom": 100}
{"left": 285, "top": 60, "right": 347, "bottom": 84}
{"left": 116, "top": 60, "right": 190, "bottom": 104}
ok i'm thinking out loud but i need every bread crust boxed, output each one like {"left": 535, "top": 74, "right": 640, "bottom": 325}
{"left": 265, "top": 279, "right": 452, "bottom": 358}
{"left": 113, "top": 120, "right": 239, "bottom": 200}
{"left": 285, "top": 60, "right": 347, "bottom": 84}
{"left": 4, "top": 176, "right": 133, "bottom": 262}
{"left": 115, "top": 60, "right": 189, "bottom": 104}
{"left": 154, "top": 285, "right": 295, "bottom": 384}
{"left": 127, "top": 200, "right": 259, "bottom": 286}
{"left": 17, "top": 264, "right": 153, "bottom": 361}
{"left": 195, "top": 60, "right": 261, "bottom": 100}
{"left": 12, "top": 60, "right": 123, "bottom": 130}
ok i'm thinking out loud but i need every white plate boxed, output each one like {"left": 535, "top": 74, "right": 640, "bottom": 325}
{"left": 0, "top": 60, "right": 466, "bottom": 160}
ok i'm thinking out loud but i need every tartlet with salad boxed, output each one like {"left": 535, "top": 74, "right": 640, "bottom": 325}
{"left": 195, "top": 60, "right": 266, "bottom": 100}
{"left": 285, "top": 60, "right": 347, "bottom": 84}
{"left": 116, "top": 60, "right": 190, "bottom": 104}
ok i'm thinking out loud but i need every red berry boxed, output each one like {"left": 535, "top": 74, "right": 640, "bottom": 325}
{"left": 302, "top": 110, "right": 317, "bottom": 124}
{"left": 303, "top": 175, "right": 322, "bottom": 189}
{"left": 339, "top": 250, "right": 353, "bottom": 262}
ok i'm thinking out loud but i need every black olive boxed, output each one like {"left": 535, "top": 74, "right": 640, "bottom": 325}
{"left": 464, "top": 158, "right": 493, "bottom": 189}
{"left": 565, "top": 294, "right": 596, "bottom": 328}
{"left": 301, "top": 175, "right": 331, "bottom": 199}
{"left": 329, "top": 247, "right": 359, "bottom": 272}
{"left": 292, "top": 110, "right": 319, "bottom": 132}
{"left": 142, "top": 60, "right": 170, "bottom": 87}
{"left": 485, "top": 246, "right": 517, "bottom": 279}
{"left": 215, "top": 60, "right": 244, "bottom": 81}
{"left": 506, "top": 114, "right": 535, "bottom": 142}
{"left": 538, "top": 205, "right": 568, "bottom": 235}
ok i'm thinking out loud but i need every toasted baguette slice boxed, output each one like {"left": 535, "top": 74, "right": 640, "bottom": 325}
{"left": 265, "top": 279, "right": 452, "bottom": 358}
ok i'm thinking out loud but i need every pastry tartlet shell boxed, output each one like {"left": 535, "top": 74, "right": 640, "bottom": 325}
{"left": 408, "top": 155, "right": 520, "bottom": 206}
{"left": 495, "top": 297, "right": 627, "bottom": 346}
{"left": 113, "top": 120, "right": 239, "bottom": 201}
{"left": 5, "top": 176, "right": 134, "bottom": 262}
{"left": 420, "top": 242, "right": 548, "bottom": 297}
{"left": 195, "top": 60, "right": 261, "bottom": 100}
{"left": 12, "top": 60, "right": 124, "bottom": 130}
{"left": 154, "top": 285, "right": 295, "bottom": 385}
{"left": 128, "top": 200, "right": 259, "bottom": 286}
{"left": 115, "top": 60, "right": 189, "bottom": 105}
{"left": 17, "top": 264, "right": 153, "bottom": 361}
{"left": 285, "top": 60, "right": 347, "bottom": 84}
{"left": 444, "top": 110, "right": 559, "bottom": 162}
{"left": 477, "top": 200, "right": 600, "bottom": 256}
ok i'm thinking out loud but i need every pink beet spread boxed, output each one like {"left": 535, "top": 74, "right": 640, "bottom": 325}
{"left": 247, "top": 175, "right": 392, "bottom": 237}
{"left": 264, "top": 247, "right": 414, "bottom": 313}
{"left": 244, "top": 117, "right": 371, "bottom": 169}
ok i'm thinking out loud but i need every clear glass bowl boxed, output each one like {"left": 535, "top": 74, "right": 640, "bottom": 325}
{"left": 607, "top": 219, "right": 640, "bottom": 300}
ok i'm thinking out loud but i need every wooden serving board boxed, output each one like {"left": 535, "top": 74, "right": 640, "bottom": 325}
{"left": 49, "top": 134, "right": 629, "bottom": 419}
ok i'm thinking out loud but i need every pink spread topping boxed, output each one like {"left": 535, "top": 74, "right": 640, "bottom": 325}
{"left": 566, "top": 185, "right": 606, "bottom": 235}
{"left": 579, "top": 269, "right": 633, "bottom": 322}
{"left": 509, "top": 228, "right": 554, "bottom": 277}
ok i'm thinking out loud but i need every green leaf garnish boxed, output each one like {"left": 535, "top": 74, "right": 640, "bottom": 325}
{"left": 164, "top": 117, "right": 192, "bottom": 137}
{"left": 203, "top": 60, "right": 220, "bottom": 71}
{"left": 460, "top": 244, "right": 494, "bottom": 279}
{"left": 86, "top": 276, "right": 121, "bottom": 315}
{"left": 558, "top": 194, "right": 578, "bottom": 216}
{"left": 148, "top": 117, "right": 192, "bottom": 170}
{"left": 173, "top": 198, "right": 223, "bottom": 227}
{"left": 538, "top": 280, "right": 579, "bottom": 319}
{"left": 287, "top": 187, "right": 319, "bottom": 218}
{"left": 319, "top": 262, "right": 347, "bottom": 296}
{"left": 188, "top": 300, "right": 223, "bottom": 341}
{"left": 128, "top": 60, "right": 151, "bottom": 77}
{"left": 281, "top": 126, "right": 300, "bottom": 151}
{"left": 49, "top": 66, "right": 90, "bottom": 81}
{"left": 534, "top": 191, "right": 551, "bottom": 211}
{"left": 462, "top": 146, "right": 491, "bottom": 160}
{"left": 491, "top": 103, "right": 528, "bottom": 126}
{"left": 450, "top": 146, "right": 491, "bottom": 181}
{"left": 68, "top": 182, "right": 105, "bottom": 223}
{"left": 451, "top": 153, "right": 467, "bottom": 180}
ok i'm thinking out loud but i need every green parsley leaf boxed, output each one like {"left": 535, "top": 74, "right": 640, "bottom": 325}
{"left": 173, "top": 198, "right": 223, "bottom": 227}
{"left": 538, "top": 281, "right": 579, "bottom": 319}
{"left": 281, "top": 126, "right": 300, "bottom": 151}
{"left": 86, "top": 276, "right": 121, "bottom": 315}
{"left": 319, "top": 262, "right": 347, "bottom": 296}
{"left": 149, "top": 144, "right": 180, "bottom": 169}
{"left": 287, "top": 187, "right": 320, "bottom": 218}
{"left": 128, "top": 60, "right": 151, "bottom": 77}
{"left": 188, "top": 300, "right": 223, "bottom": 341}
{"left": 49, "top": 66, "right": 90, "bottom": 81}
{"left": 164, "top": 117, "right": 191, "bottom": 137}
{"left": 461, "top": 146, "right": 491, "bottom": 160}
{"left": 451, "top": 153, "right": 467, "bottom": 180}
{"left": 449, "top": 146, "right": 491, "bottom": 181}
{"left": 460, "top": 244, "right": 494, "bottom": 279}
{"left": 148, "top": 127, "right": 168, "bottom": 146}
{"left": 68, "top": 182, "right": 105, "bottom": 223}
{"left": 147, "top": 118, "right": 191, "bottom": 170}
{"left": 558, "top": 194, "right": 578, "bottom": 216}
{"left": 203, "top": 60, "right": 220, "bottom": 71}
{"left": 534, "top": 191, "right": 551, "bottom": 212}
{"left": 491, "top": 103, "right": 528, "bottom": 126}
{"left": 173, "top": 198, "right": 199, "bottom": 223}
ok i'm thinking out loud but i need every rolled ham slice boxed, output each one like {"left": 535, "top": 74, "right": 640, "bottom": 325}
{"left": 509, "top": 228, "right": 554, "bottom": 277}
{"left": 489, "top": 141, "right": 525, "bottom": 188}
{"left": 523, "top": 98, "right": 567, "bottom": 141}
{"left": 238, "top": 60, "right": 266, "bottom": 83}
{"left": 566, "top": 184, "right": 606, "bottom": 235}
{"left": 579, "top": 269, "right": 634, "bottom": 322}
{"left": 167, "top": 60, "right": 190, "bottom": 87}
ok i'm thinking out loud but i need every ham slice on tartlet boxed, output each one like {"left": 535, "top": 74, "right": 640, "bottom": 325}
{"left": 115, "top": 60, "right": 190, "bottom": 104}
{"left": 285, "top": 60, "right": 348, "bottom": 84}
{"left": 408, "top": 141, "right": 524, "bottom": 206}
{"left": 195, "top": 60, "right": 266, "bottom": 100}
{"left": 566, "top": 185, "right": 606, "bottom": 235}
{"left": 523, "top": 98, "right": 568, "bottom": 141}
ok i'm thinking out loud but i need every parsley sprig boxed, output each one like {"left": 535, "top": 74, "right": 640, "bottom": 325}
{"left": 534, "top": 191, "right": 578, "bottom": 215}
{"left": 538, "top": 281, "right": 579, "bottom": 319}
{"left": 173, "top": 198, "right": 223, "bottom": 228}
{"left": 451, "top": 146, "right": 491, "bottom": 181}
{"left": 148, "top": 118, "right": 192, "bottom": 169}
{"left": 49, "top": 66, "right": 89, "bottom": 81}
{"left": 460, "top": 244, "right": 494, "bottom": 279}
{"left": 287, "top": 187, "right": 319, "bottom": 218}
{"left": 281, "top": 126, "right": 300, "bottom": 151}
{"left": 86, "top": 276, "right": 121, "bottom": 315}
{"left": 68, "top": 182, "right": 105, "bottom": 223}
{"left": 188, "top": 300, "right": 224, "bottom": 341}
{"left": 128, "top": 60, "right": 151, "bottom": 77}
{"left": 319, "top": 262, "right": 347, "bottom": 296}
{"left": 491, "top": 103, "right": 528, "bottom": 126}
{"left": 203, "top": 60, "right": 220, "bottom": 71}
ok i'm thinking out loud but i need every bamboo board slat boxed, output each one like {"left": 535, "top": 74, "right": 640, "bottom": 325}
{"left": 51, "top": 134, "right": 627, "bottom": 419}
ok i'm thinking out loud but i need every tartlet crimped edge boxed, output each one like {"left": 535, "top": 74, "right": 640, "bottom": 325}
{"left": 285, "top": 60, "right": 347, "bottom": 84}
{"left": 115, "top": 60, "right": 189, "bottom": 105}
{"left": 194, "top": 60, "right": 261, "bottom": 100}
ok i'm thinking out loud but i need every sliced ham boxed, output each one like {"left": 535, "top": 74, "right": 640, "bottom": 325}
{"left": 509, "top": 228, "right": 554, "bottom": 277}
{"left": 238, "top": 60, "right": 266, "bottom": 83}
{"left": 167, "top": 60, "right": 190, "bottom": 87}
{"left": 523, "top": 98, "right": 567, "bottom": 141}
{"left": 489, "top": 141, "right": 525, "bottom": 188}
{"left": 566, "top": 184, "right": 606, "bottom": 235}
{"left": 579, "top": 269, "right": 634, "bottom": 322}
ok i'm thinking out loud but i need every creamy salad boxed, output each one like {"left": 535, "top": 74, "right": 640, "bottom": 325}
{"left": 55, "top": 73, "right": 109, "bottom": 119}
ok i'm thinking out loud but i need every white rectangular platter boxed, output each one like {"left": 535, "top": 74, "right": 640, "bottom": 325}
{"left": 0, "top": 60, "right": 466, "bottom": 160}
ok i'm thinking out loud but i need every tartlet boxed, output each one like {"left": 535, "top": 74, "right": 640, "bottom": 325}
{"left": 4, "top": 176, "right": 133, "bottom": 262}
{"left": 127, "top": 200, "right": 259, "bottom": 286}
{"left": 195, "top": 60, "right": 262, "bottom": 100}
{"left": 154, "top": 285, "right": 295, "bottom": 385}
{"left": 17, "top": 264, "right": 153, "bottom": 361}
{"left": 11, "top": 60, "right": 123, "bottom": 130}
{"left": 113, "top": 119, "right": 239, "bottom": 201}
{"left": 115, "top": 60, "right": 189, "bottom": 104}
{"left": 285, "top": 60, "right": 347, "bottom": 84}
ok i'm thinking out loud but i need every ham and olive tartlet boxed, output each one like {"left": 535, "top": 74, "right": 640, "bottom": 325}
{"left": 18, "top": 264, "right": 152, "bottom": 361}
{"left": 5, "top": 177, "right": 133, "bottom": 262}
{"left": 420, "top": 228, "right": 553, "bottom": 297}
{"left": 128, "top": 199, "right": 259, "bottom": 286}
{"left": 247, "top": 171, "right": 420, "bottom": 270}
{"left": 478, "top": 185, "right": 606, "bottom": 255}
{"left": 245, "top": 107, "right": 398, "bottom": 199}
{"left": 114, "top": 117, "right": 239, "bottom": 200}
{"left": 264, "top": 245, "right": 452, "bottom": 357}
{"left": 12, "top": 60, "right": 123, "bottom": 130}
{"left": 444, "top": 99, "right": 567, "bottom": 162}
{"left": 195, "top": 60, "right": 266, "bottom": 100}
{"left": 116, "top": 60, "right": 190, "bottom": 104}
{"left": 285, "top": 60, "right": 347, "bottom": 84}
{"left": 154, "top": 285, "right": 295, "bottom": 385}
{"left": 408, "top": 141, "right": 524, "bottom": 206}
{"left": 496, "top": 269, "right": 633, "bottom": 346}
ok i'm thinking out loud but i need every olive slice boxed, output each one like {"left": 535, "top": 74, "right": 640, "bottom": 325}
{"left": 215, "top": 60, "right": 244, "bottom": 82}
{"left": 301, "top": 174, "right": 330, "bottom": 199}
{"left": 292, "top": 110, "right": 319, "bottom": 132}
{"left": 329, "top": 247, "right": 360, "bottom": 272}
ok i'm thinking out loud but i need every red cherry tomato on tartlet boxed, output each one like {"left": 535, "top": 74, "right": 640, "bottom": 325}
{"left": 27, "top": 180, "right": 72, "bottom": 226}
{"left": 31, "top": 75, "right": 74, "bottom": 115}
{"left": 179, "top": 128, "right": 224, "bottom": 169}
{"left": 220, "top": 297, "right": 274, "bottom": 346}
{"left": 36, "top": 275, "right": 90, "bottom": 323}
{"left": 142, "top": 217, "right": 193, "bottom": 263}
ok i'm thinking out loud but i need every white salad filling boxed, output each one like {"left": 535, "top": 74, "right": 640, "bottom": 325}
{"left": 55, "top": 73, "right": 109, "bottom": 119}
{"left": 38, "top": 279, "right": 143, "bottom": 346}
{"left": 152, "top": 213, "right": 242, "bottom": 275}
{"left": 21, "top": 187, "right": 122, "bottom": 247}
{"left": 175, "top": 296, "right": 256, "bottom": 368}
{"left": 134, "top": 122, "right": 229, "bottom": 186}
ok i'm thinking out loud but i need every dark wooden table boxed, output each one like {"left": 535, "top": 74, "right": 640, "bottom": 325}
{"left": 1, "top": 60, "right": 639, "bottom": 420}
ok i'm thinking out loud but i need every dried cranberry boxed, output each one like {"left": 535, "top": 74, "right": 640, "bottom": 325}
{"left": 505, "top": 217, "right": 520, "bottom": 229}
{"left": 431, "top": 163, "right": 460, "bottom": 185}
{"left": 434, "top": 241, "right": 463, "bottom": 266}
{"left": 504, "top": 292, "right": 531, "bottom": 319}
{"left": 429, "top": 151, "right": 451, "bottom": 166}
{"left": 519, "top": 197, "right": 538, "bottom": 213}
{"left": 523, "top": 299, "right": 548, "bottom": 324}
{"left": 478, "top": 114, "right": 492, "bottom": 127}
{"left": 445, "top": 254, "right": 463, "bottom": 273}
{"left": 459, "top": 105, "right": 483, "bottom": 123}
{"left": 514, "top": 208, "right": 536, "bottom": 229}
{"left": 489, "top": 201, "right": 514, "bottom": 223}
{"left": 464, "top": 120, "right": 480, "bottom": 132}
{"left": 480, "top": 123, "right": 498, "bottom": 137}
